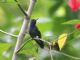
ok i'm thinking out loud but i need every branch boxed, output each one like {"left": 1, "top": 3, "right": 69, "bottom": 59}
{"left": 14, "top": 0, "right": 28, "bottom": 17}
{"left": 16, "top": 38, "right": 31, "bottom": 53}
{"left": 53, "top": 50, "right": 80, "bottom": 60}
{"left": 49, "top": 45, "right": 53, "bottom": 60}
{"left": 12, "top": 0, "right": 36, "bottom": 60}
{"left": 33, "top": 38, "right": 51, "bottom": 45}
{"left": 0, "top": 29, "right": 17, "bottom": 37}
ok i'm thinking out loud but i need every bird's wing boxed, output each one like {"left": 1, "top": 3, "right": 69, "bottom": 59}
{"left": 34, "top": 26, "right": 41, "bottom": 38}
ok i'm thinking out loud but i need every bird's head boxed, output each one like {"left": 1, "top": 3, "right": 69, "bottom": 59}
{"left": 30, "top": 19, "right": 37, "bottom": 25}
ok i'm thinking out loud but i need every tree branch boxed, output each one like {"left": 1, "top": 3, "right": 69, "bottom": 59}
{"left": 12, "top": 0, "right": 36, "bottom": 60}
{"left": 0, "top": 29, "right": 17, "bottom": 37}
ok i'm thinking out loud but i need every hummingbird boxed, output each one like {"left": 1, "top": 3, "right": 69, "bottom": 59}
{"left": 29, "top": 19, "right": 44, "bottom": 48}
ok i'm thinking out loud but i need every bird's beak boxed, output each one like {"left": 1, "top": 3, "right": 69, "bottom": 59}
{"left": 36, "top": 18, "right": 39, "bottom": 21}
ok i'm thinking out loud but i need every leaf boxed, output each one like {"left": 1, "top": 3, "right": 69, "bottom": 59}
{"left": 58, "top": 33, "right": 68, "bottom": 51}
{"left": 0, "top": 43, "right": 10, "bottom": 55}
{"left": 19, "top": 40, "right": 40, "bottom": 56}
{"left": 63, "top": 20, "right": 80, "bottom": 24}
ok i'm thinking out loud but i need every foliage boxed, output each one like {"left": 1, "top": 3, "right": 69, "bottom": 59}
{"left": 0, "top": 0, "right": 80, "bottom": 60}
{"left": 63, "top": 20, "right": 80, "bottom": 24}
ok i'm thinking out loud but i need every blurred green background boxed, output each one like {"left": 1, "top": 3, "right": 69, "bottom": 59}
{"left": 0, "top": 0, "right": 80, "bottom": 60}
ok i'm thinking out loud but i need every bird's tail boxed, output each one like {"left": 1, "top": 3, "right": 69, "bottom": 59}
{"left": 35, "top": 40, "right": 44, "bottom": 48}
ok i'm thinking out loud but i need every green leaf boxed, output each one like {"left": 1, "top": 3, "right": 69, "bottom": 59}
{"left": 19, "top": 40, "right": 40, "bottom": 56}
{"left": 0, "top": 43, "right": 10, "bottom": 55}
{"left": 63, "top": 20, "right": 80, "bottom": 24}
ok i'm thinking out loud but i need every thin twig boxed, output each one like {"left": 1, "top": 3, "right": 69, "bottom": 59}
{"left": 53, "top": 50, "right": 80, "bottom": 60}
{"left": 0, "top": 29, "right": 17, "bottom": 37}
{"left": 49, "top": 45, "right": 53, "bottom": 60}
{"left": 33, "top": 38, "right": 51, "bottom": 45}
{"left": 14, "top": 0, "right": 28, "bottom": 17}
{"left": 16, "top": 38, "right": 31, "bottom": 53}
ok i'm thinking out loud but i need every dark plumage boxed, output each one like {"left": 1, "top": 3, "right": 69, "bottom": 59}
{"left": 29, "top": 19, "right": 44, "bottom": 48}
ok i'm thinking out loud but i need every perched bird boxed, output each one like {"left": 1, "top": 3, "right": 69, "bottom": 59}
{"left": 29, "top": 19, "right": 44, "bottom": 48}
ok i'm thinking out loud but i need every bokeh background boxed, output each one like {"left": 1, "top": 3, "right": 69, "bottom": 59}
{"left": 0, "top": 0, "right": 80, "bottom": 60}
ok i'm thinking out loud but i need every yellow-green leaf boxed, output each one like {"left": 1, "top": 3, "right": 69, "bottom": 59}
{"left": 63, "top": 20, "right": 80, "bottom": 24}
{"left": 58, "top": 33, "right": 68, "bottom": 51}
